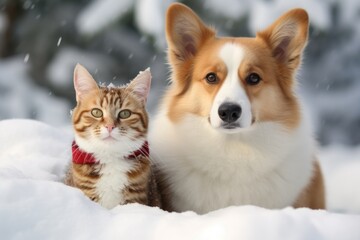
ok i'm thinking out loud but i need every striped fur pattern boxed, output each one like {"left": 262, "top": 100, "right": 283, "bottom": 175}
{"left": 65, "top": 64, "right": 160, "bottom": 209}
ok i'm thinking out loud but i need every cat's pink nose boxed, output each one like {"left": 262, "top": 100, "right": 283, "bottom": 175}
{"left": 106, "top": 125, "right": 115, "bottom": 133}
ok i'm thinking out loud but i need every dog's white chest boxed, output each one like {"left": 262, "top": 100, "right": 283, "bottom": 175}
{"left": 169, "top": 159, "right": 307, "bottom": 213}
{"left": 149, "top": 114, "right": 314, "bottom": 213}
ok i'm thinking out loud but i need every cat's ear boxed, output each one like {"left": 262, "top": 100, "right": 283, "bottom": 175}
{"left": 73, "top": 64, "right": 99, "bottom": 102}
{"left": 128, "top": 68, "right": 152, "bottom": 104}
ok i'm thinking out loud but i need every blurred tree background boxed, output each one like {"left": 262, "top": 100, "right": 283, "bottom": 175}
{"left": 0, "top": 0, "right": 359, "bottom": 146}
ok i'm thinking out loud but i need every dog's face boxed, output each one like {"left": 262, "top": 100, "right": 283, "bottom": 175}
{"left": 165, "top": 4, "right": 309, "bottom": 133}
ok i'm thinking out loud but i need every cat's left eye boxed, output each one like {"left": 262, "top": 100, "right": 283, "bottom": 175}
{"left": 91, "top": 108, "right": 103, "bottom": 118}
{"left": 118, "top": 109, "right": 131, "bottom": 119}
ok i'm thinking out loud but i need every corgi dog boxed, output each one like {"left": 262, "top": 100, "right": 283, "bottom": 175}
{"left": 149, "top": 3, "right": 325, "bottom": 214}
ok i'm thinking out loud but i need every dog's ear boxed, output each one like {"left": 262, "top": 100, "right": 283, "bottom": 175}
{"left": 257, "top": 8, "right": 309, "bottom": 70}
{"left": 166, "top": 3, "right": 215, "bottom": 64}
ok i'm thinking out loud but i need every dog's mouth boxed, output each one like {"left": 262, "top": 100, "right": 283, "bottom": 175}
{"left": 221, "top": 123, "right": 240, "bottom": 129}
{"left": 207, "top": 116, "right": 257, "bottom": 133}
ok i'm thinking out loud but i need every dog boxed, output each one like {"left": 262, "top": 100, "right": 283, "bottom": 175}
{"left": 149, "top": 3, "right": 325, "bottom": 214}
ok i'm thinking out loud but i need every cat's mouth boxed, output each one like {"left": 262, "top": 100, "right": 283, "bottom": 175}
{"left": 102, "top": 136, "right": 116, "bottom": 141}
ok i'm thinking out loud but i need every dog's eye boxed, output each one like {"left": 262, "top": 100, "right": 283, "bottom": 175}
{"left": 205, "top": 72, "right": 218, "bottom": 84}
{"left": 246, "top": 73, "right": 261, "bottom": 85}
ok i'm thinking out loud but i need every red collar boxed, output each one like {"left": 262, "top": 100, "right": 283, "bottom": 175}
{"left": 71, "top": 141, "right": 149, "bottom": 164}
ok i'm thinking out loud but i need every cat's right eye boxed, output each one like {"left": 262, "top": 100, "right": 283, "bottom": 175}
{"left": 91, "top": 108, "right": 103, "bottom": 118}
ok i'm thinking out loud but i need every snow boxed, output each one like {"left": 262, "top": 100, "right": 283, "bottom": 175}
{"left": 204, "top": 0, "right": 251, "bottom": 19}
{"left": 206, "top": 0, "right": 331, "bottom": 33}
{"left": 248, "top": 0, "right": 330, "bottom": 33}
{"left": 57, "top": 37, "right": 62, "bottom": 47}
{"left": 23, "top": 53, "right": 30, "bottom": 63}
{"left": 336, "top": 0, "right": 360, "bottom": 26}
{"left": 76, "top": 0, "right": 333, "bottom": 41}
{"left": 133, "top": 0, "right": 333, "bottom": 45}
{"left": 134, "top": 0, "right": 172, "bottom": 48}
{"left": 47, "top": 47, "right": 114, "bottom": 90}
{"left": 319, "top": 145, "right": 360, "bottom": 213}
{"left": 76, "top": 0, "right": 174, "bottom": 48}
{"left": 309, "top": 83, "right": 360, "bottom": 144}
{"left": 0, "top": 57, "right": 70, "bottom": 126}
{"left": 0, "top": 119, "right": 360, "bottom": 239}
{"left": 75, "top": 0, "right": 337, "bottom": 53}
{"left": 1, "top": 0, "right": 360, "bottom": 238}
{"left": 76, "top": 0, "right": 133, "bottom": 35}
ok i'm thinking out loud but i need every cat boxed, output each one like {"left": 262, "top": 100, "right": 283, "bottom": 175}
{"left": 65, "top": 64, "right": 160, "bottom": 209}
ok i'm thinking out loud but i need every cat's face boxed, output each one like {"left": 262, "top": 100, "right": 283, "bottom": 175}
{"left": 72, "top": 64, "right": 151, "bottom": 156}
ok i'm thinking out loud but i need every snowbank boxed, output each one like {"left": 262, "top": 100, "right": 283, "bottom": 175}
{"left": 0, "top": 119, "right": 360, "bottom": 240}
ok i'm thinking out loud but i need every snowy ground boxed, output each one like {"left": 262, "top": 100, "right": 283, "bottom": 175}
{"left": 0, "top": 119, "right": 360, "bottom": 240}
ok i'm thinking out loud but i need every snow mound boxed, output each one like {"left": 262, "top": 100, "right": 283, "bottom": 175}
{"left": 0, "top": 119, "right": 71, "bottom": 180}
{"left": 0, "top": 119, "right": 360, "bottom": 239}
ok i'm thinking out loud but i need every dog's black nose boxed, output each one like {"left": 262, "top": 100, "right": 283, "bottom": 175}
{"left": 218, "top": 103, "right": 242, "bottom": 123}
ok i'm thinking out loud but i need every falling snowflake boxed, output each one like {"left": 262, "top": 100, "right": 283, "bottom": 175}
{"left": 24, "top": 54, "right": 30, "bottom": 63}
{"left": 57, "top": 37, "right": 62, "bottom": 47}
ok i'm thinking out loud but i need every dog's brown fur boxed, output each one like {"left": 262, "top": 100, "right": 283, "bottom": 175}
{"left": 294, "top": 161, "right": 326, "bottom": 209}
{"left": 152, "top": 3, "right": 326, "bottom": 212}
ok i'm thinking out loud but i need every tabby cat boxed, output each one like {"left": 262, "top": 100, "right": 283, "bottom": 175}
{"left": 65, "top": 64, "right": 160, "bottom": 209}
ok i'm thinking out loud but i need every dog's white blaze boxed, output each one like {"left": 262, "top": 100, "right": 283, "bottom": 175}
{"left": 210, "top": 43, "right": 252, "bottom": 131}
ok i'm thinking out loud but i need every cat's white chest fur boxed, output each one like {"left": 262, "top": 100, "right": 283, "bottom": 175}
{"left": 94, "top": 153, "right": 135, "bottom": 209}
